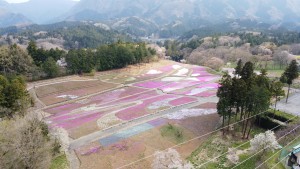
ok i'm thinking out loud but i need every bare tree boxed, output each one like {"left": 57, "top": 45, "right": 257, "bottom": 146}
{"left": 273, "top": 50, "right": 290, "bottom": 69}
{"left": 204, "top": 57, "right": 224, "bottom": 71}
{"left": 290, "top": 44, "right": 300, "bottom": 55}
{"left": 0, "top": 113, "right": 52, "bottom": 169}
{"left": 152, "top": 148, "right": 193, "bottom": 169}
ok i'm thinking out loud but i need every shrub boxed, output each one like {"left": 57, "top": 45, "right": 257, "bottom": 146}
{"left": 265, "top": 110, "right": 295, "bottom": 123}
{"left": 255, "top": 116, "right": 282, "bottom": 130}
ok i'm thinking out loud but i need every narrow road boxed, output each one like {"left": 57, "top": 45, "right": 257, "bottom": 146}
{"left": 69, "top": 96, "right": 218, "bottom": 150}
{"left": 276, "top": 89, "right": 300, "bottom": 116}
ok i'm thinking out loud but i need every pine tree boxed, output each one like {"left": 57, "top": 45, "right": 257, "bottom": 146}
{"left": 271, "top": 81, "right": 285, "bottom": 114}
{"left": 234, "top": 59, "right": 243, "bottom": 76}
{"left": 280, "top": 60, "right": 299, "bottom": 103}
{"left": 217, "top": 72, "right": 232, "bottom": 135}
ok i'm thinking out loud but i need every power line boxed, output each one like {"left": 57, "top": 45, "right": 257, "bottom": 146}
{"left": 117, "top": 109, "right": 271, "bottom": 169}
{"left": 232, "top": 123, "right": 300, "bottom": 169}
{"left": 257, "top": 133, "right": 300, "bottom": 169}
{"left": 199, "top": 115, "right": 298, "bottom": 168}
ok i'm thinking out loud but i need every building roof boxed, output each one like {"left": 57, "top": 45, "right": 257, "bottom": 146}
{"left": 293, "top": 144, "right": 300, "bottom": 154}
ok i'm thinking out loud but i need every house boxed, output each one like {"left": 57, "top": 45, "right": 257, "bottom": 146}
{"left": 288, "top": 144, "right": 300, "bottom": 168}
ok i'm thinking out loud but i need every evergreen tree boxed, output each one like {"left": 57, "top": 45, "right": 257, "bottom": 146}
{"left": 280, "top": 60, "right": 299, "bottom": 103}
{"left": 217, "top": 72, "right": 232, "bottom": 135}
{"left": 271, "top": 81, "right": 285, "bottom": 114}
{"left": 234, "top": 59, "right": 243, "bottom": 76}
{"left": 42, "top": 57, "right": 59, "bottom": 78}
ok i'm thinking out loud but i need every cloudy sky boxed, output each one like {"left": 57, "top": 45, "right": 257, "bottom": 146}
{"left": 5, "top": 0, "right": 79, "bottom": 3}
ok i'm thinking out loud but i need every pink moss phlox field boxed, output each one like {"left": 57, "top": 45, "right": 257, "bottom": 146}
{"left": 192, "top": 67, "right": 211, "bottom": 75}
{"left": 134, "top": 81, "right": 167, "bottom": 88}
{"left": 90, "top": 87, "right": 147, "bottom": 103}
{"left": 90, "top": 89, "right": 124, "bottom": 101}
{"left": 169, "top": 97, "right": 197, "bottom": 106}
{"left": 119, "top": 87, "right": 149, "bottom": 98}
{"left": 195, "top": 91, "right": 216, "bottom": 97}
{"left": 51, "top": 111, "right": 105, "bottom": 130}
{"left": 192, "top": 67, "right": 206, "bottom": 72}
{"left": 105, "top": 90, "right": 159, "bottom": 107}
{"left": 112, "top": 141, "right": 129, "bottom": 151}
{"left": 160, "top": 81, "right": 202, "bottom": 92}
{"left": 147, "top": 118, "right": 167, "bottom": 127}
{"left": 81, "top": 146, "right": 102, "bottom": 156}
{"left": 196, "top": 76, "right": 217, "bottom": 82}
{"left": 49, "top": 110, "right": 101, "bottom": 122}
{"left": 45, "top": 103, "right": 82, "bottom": 115}
{"left": 116, "top": 95, "right": 176, "bottom": 121}
{"left": 197, "top": 83, "right": 220, "bottom": 89}
{"left": 159, "top": 65, "right": 174, "bottom": 72}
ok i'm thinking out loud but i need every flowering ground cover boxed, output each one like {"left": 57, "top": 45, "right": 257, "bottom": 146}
{"left": 89, "top": 87, "right": 148, "bottom": 103}
{"left": 133, "top": 81, "right": 169, "bottom": 89}
{"left": 169, "top": 97, "right": 197, "bottom": 106}
{"left": 38, "top": 80, "right": 118, "bottom": 105}
{"left": 115, "top": 94, "right": 177, "bottom": 121}
{"left": 190, "top": 67, "right": 212, "bottom": 77}
{"left": 39, "top": 60, "right": 224, "bottom": 169}
{"left": 173, "top": 68, "right": 190, "bottom": 76}
{"left": 164, "top": 108, "right": 217, "bottom": 120}
{"left": 103, "top": 90, "right": 160, "bottom": 107}
{"left": 45, "top": 103, "right": 83, "bottom": 115}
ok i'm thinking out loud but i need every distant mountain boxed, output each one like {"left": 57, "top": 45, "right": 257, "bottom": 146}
{"left": 110, "top": 17, "right": 159, "bottom": 37}
{"left": 0, "top": 0, "right": 32, "bottom": 27}
{"left": 67, "top": 0, "right": 300, "bottom": 23}
{"left": 56, "top": 0, "right": 300, "bottom": 37}
{"left": 2, "top": 0, "right": 77, "bottom": 24}
{"left": 0, "top": 10, "right": 32, "bottom": 27}
{"left": 1, "top": 0, "right": 300, "bottom": 38}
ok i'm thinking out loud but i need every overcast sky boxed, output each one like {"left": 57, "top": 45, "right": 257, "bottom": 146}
{"left": 5, "top": 0, "right": 80, "bottom": 3}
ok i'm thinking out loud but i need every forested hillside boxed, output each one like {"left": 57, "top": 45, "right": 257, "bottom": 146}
{"left": 0, "top": 21, "right": 134, "bottom": 49}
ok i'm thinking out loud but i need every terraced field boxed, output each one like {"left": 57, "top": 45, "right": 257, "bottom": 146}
{"left": 32, "top": 60, "right": 221, "bottom": 169}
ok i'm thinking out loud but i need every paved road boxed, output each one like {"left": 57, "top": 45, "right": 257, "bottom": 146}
{"left": 276, "top": 89, "right": 300, "bottom": 116}
{"left": 69, "top": 96, "right": 218, "bottom": 150}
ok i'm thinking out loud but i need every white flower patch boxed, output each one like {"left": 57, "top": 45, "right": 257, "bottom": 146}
{"left": 97, "top": 114, "right": 122, "bottom": 129}
{"left": 163, "top": 87, "right": 180, "bottom": 92}
{"left": 161, "top": 77, "right": 184, "bottom": 82}
{"left": 164, "top": 109, "right": 217, "bottom": 120}
{"left": 186, "top": 87, "right": 214, "bottom": 96}
{"left": 81, "top": 104, "right": 99, "bottom": 111}
{"left": 57, "top": 95, "right": 79, "bottom": 99}
{"left": 172, "top": 65, "right": 182, "bottom": 69}
{"left": 174, "top": 68, "right": 189, "bottom": 76}
{"left": 147, "top": 70, "right": 162, "bottom": 75}
{"left": 148, "top": 98, "right": 178, "bottom": 110}
{"left": 191, "top": 73, "right": 201, "bottom": 77}
{"left": 112, "top": 88, "right": 126, "bottom": 93}
{"left": 185, "top": 77, "right": 200, "bottom": 81}
{"left": 126, "top": 77, "right": 136, "bottom": 81}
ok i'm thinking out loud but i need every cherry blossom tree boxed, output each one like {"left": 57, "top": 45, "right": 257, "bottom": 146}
{"left": 250, "top": 130, "right": 280, "bottom": 156}
{"left": 152, "top": 148, "right": 193, "bottom": 169}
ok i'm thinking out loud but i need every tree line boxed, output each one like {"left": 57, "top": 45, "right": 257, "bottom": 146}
{"left": 217, "top": 59, "right": 298, "bottom": 139}
{"left": 0, "top": 40, "right": 156, "bottom": 80}
{"left": 65, "top": 41, "right": 156, "bottom": 74}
